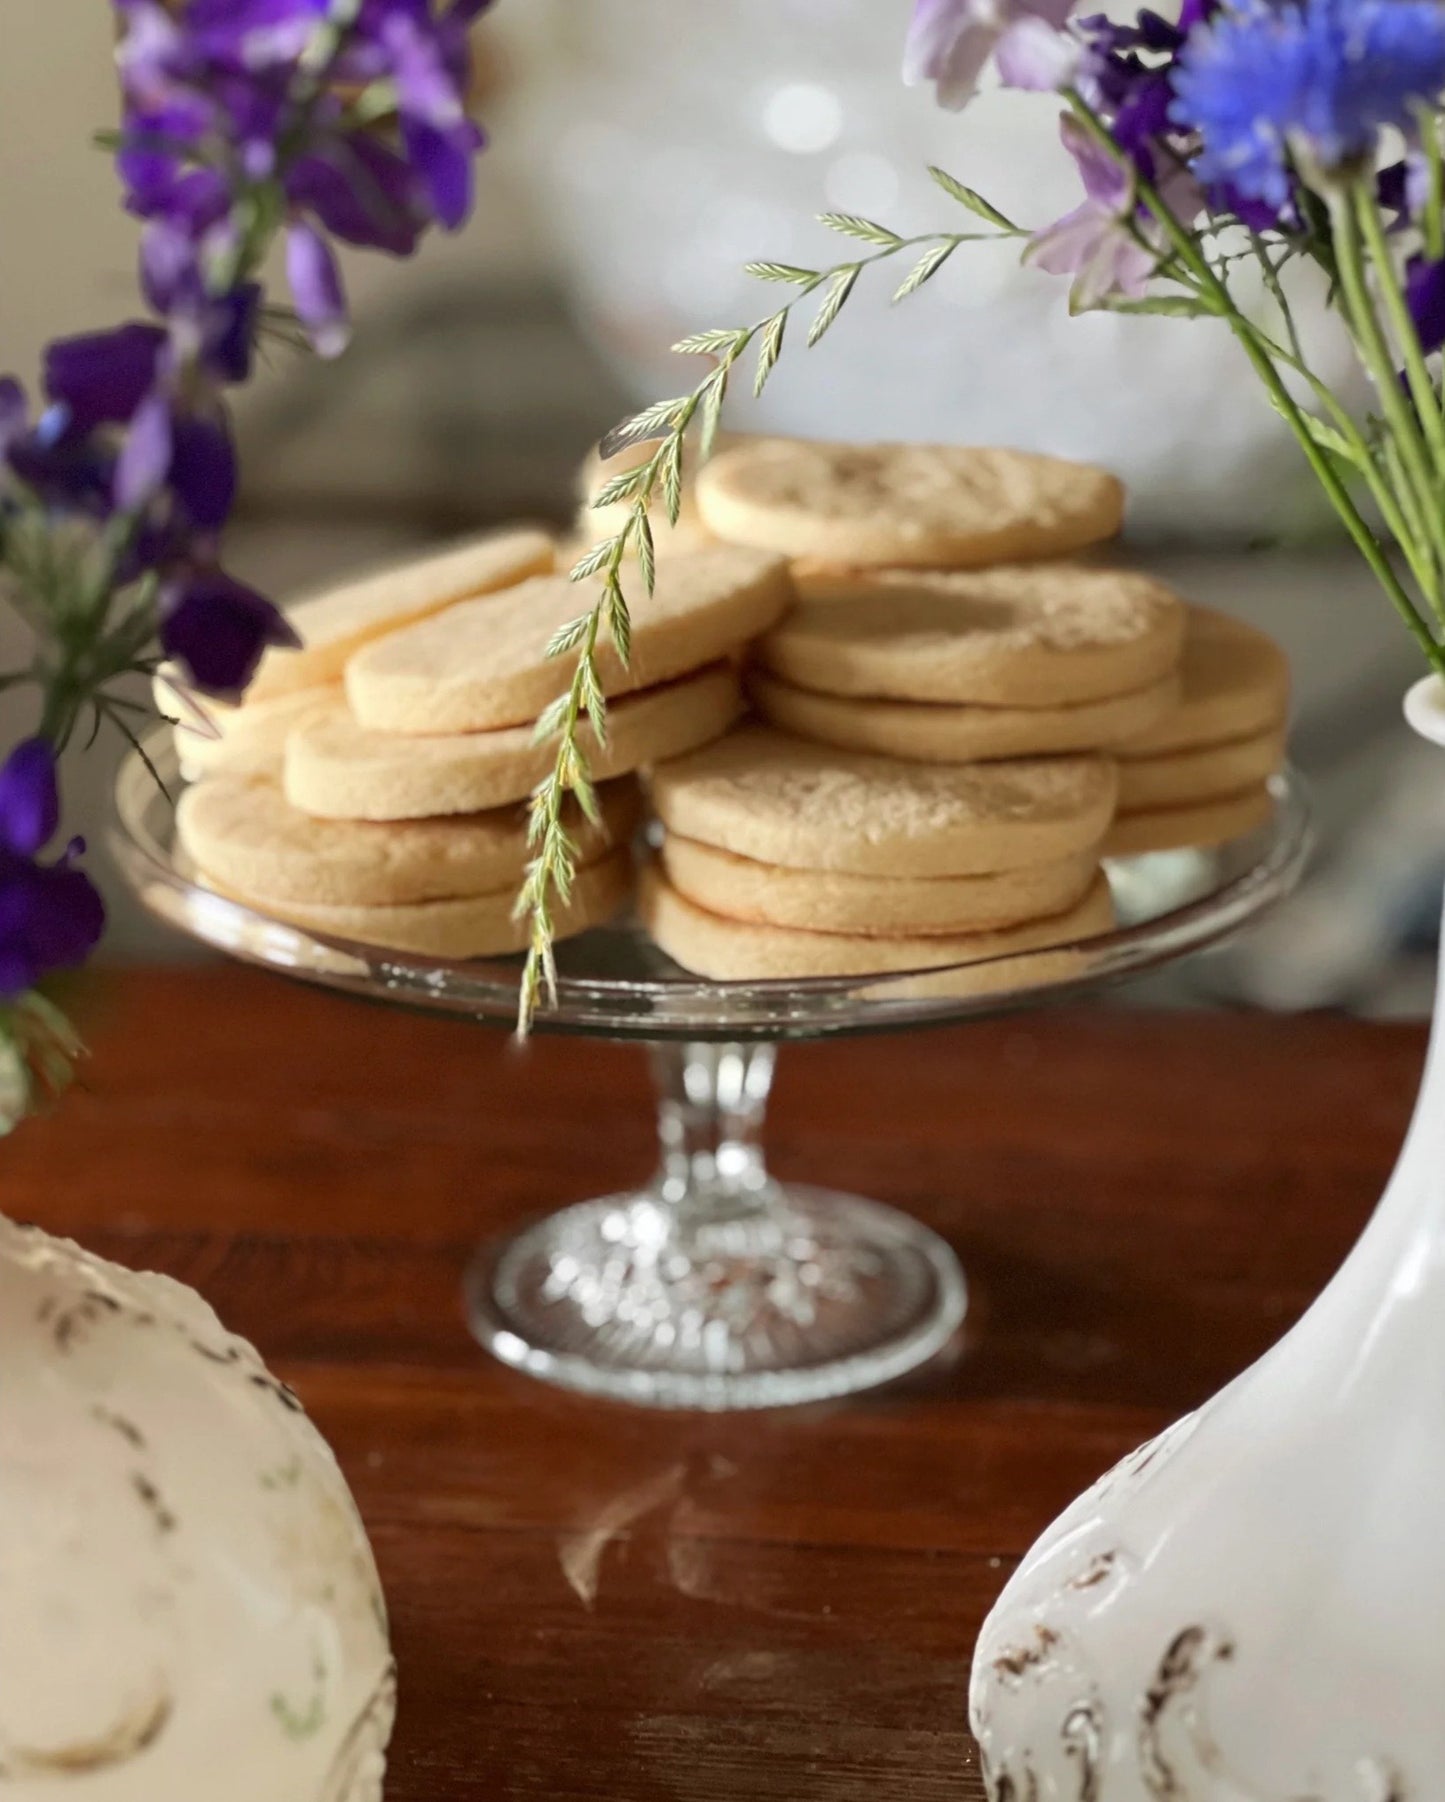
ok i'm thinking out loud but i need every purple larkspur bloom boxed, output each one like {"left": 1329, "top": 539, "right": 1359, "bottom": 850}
{"left": 1175, "top": 0, "right": 1445, "bottom": 210}
{"left": 1029, "top": 113, "right": 1201, "bottom": 307}
{"left": 904, "top": 0, "right": 1078, "bottom": 109}
{"left": 160, "top": 568, "right": 298, "bottom": 700}
{"left": 116, "top": 2, "right": 488, "bottom": 241}
{"left": 1408, "top": 256, "right": 1445, "bottom": 357}
{"left": 286, "top": 220, "right": 350, "bottom": 358}
{"left": 113, "top": 2, "right": 489, "bottom": 357}
{"left": 0, "top": 740, "right": 105, "bottom": 999}
{"left": 44, "top": 325, "right": 166, "bottom": 433}
{"left": 996, "top": 17, "right": 1082, "bottom": 91}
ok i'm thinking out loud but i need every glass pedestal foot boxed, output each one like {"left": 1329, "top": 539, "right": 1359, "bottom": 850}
{"left": 465, "top": 1043, "right": 967, "bottom": 1410}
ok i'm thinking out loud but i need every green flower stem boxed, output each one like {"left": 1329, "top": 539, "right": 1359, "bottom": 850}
{"left": 1333, "top": 188, "right": 1445, "bottom": 624}
{"left": 1422, "top": 112, "right": 1445, "bottom": 265}
{"left": 1065, "top": 92, "right": 1444, "bottom": 676}
{"left": 1355, "top": 183, "right": 1445, "bottom": 480}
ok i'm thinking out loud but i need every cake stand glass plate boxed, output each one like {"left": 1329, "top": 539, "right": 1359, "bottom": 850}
{"left": 113, "top": 739, "right": 1311, "bottom": 1411}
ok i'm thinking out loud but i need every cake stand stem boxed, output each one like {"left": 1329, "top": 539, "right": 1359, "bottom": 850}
{"left": 467, "top": 1038, "right": 967, "bottom": 1411}
{"left": 651, "top": 1042, "right": 778, "bottom": 1220}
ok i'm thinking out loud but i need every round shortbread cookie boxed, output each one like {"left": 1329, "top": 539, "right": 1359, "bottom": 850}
{"left": 1117, "top": 725, "right": 1286, "bottom": 812}
{"left": 650, "top": 725, "right": 1118, "bottom": 877}
{"left": 641, "top": 863, "right": 1115, "bottom": 981}
{"left": 287, "top": 663, "right": 742, "bottom": 821}
{"left": 749, "top": 667, "right": 1180, "bottom": 763}
{"left": 160, "top": 680, "right": 338, "bottom": 781}
{"left": 208, "top": 848, "right": 632, "bottom": 958}
{"left": 248, "top": 528, "right": 556, "bottom": 704}
{"left": 346, "top": 545, "right": 791, "bottom": 734}
{"left": 1123, "top": 605, "right": 1289, "bottom": 755}
{"left": 695, "top": 439, "right": 1124, "bottom": 568}
{"left": 758, "top": 564, "right": 1185, "bottom": 707}
{"left": 1104, "top": 786, "right": 1274, "bottom": 858}
{"left": 660, "top": 833, "right": 1099, "bottom": 936}
{"left": 178, "top": 771, "right": 639, "bottom": 908}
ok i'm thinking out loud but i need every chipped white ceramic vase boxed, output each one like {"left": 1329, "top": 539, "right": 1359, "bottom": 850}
{"left": 0, "top": 1217, "right": 395, "bottom": 1801}
{"left": 970, "top": 675, "right": 1445, "bottom": 1801}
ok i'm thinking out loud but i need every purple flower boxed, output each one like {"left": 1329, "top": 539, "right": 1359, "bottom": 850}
{"left": 1408, "top": 256, "right": 1445, "bottom": 358}
{"left": 160, "top": 568, "right": 298, "bottom": 700}
{"left": 0, "top": 741, "right": 59, "bottom": 855}
{"left": 44, "top": 325, "right": 166, "bottom": 432}
{"left": 1175, "top": 0, "right": 1445, "bottom": 210}
{"left": 286, "top": 220, "right": 350, "bottom": 358}
{"left": 384, "top": 9, "right": 486, "bottom": 229}
{"left": 114, "top": 390, "right": 175, "bottom": 513}
{"left": 0, "top": 740, "right": 105, "bottom": 1000}
{"left": 285, "top": 138, "right": 426, "bottom": 256}
{"left": 1029, "top": 114, "right": 1200, "bottom": 307}
{"left": 6, "top": 406, "right": 118, "bottom": 520}
{"left": 904, "top": 0, "right": 1077, "bottom": 109}
{"left": 996, "top": 17, "right": 1081, "bottom": 91}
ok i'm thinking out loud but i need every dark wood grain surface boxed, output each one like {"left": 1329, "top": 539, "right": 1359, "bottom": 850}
{"left": 11, "top": 968, "right": 1421, "bottom": 1800}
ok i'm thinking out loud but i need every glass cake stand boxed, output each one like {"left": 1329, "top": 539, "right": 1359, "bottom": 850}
{"left": 113, "top": 739, "right": 1311, "bottom": 1411}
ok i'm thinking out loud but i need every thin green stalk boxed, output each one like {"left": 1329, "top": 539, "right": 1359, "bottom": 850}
{"left": 1355, "top": 183, "right": 1445, "bottom": 475}
{"left": 1423, "top": 111, "right": 1445, "bottom": 265}
{"left": 1334, "top": 190, "right": 1445, "bottom": 623}
{"left": 517, "top": 221, "right": 996, "bottom": 1027}
{"left": 1216, "top": 300, "right": 1439, "bottom": 596}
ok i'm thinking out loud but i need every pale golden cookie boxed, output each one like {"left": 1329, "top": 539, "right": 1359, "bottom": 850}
{"left": 758, "top": 565, "right": 1184, "bottom": 707}
{"left": 159, "top": 680, "right": 338, "bottom": 781}
{"left": 1117, "top": 725, "right": 1286, "bottom": 811}
{"left": 346, "top": 545, "right": 791, "bottom": 733}
{"left": 695, "top": 439, "right": 1124, "bottom": 568}
{"left": 287, "top": 664, "right": 742, "bottom": 821}
{"left": 1124, "top": 605, "right": 1289, "bottom": 754}
{"left": 641, "top": 863, "right": 1115, "bottom": 981}
{"left": 749, "top": 667, "right": 1180, "bottom": 763}
{"left": 247, "top": 527, "right": 556, "bottom": 703}
{"left": 178, "top": 771, "right": 638, "bottom": 908}
{"left": 650, "top": 725, "right": 1117, "bottom": 877}
{"left": 1104, "top": 786, "right": 1273, "bottom": 857}
{"left": 209, "top": 848, "right": 632, "bottom": 958}
{"left": 661, "top": 833, "right": 1099, "bottom": 936}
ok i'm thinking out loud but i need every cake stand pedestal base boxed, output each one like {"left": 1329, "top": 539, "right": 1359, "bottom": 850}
{"left": 465, "top": 1040, "right": 967, "bottom": 1410}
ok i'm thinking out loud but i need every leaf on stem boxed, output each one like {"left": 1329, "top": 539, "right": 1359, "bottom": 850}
{"left": 672, "top": 326, "right": 750, "bottom": 357}
{"left": 754, "top": 309, "right": 789, "bottom": 395}
{"left": 1090, "top": 293, "right": 1223, "bottom": 319}
{"left": 599, "top": 396, "right": 687, "bottom": 459}
{"left": 1268, "top": 395, "right": 1360, "bottom": 466}
{"left": 928, "top": 165, "right": 1018, "bottom": 232}
{"left": 744, "top": 261, "right": 823, "bottom": 288}
{"left": 817, "top": 212, "right": 903, "bottom": 249}
{"left": 591, "top": 462, "right": 654, "bottom": 510}
{"left": 893, "top": 241, "right": 958, "bottom": 302}
{"left": 808, "top": 266, "right": 860, "bottom": 347}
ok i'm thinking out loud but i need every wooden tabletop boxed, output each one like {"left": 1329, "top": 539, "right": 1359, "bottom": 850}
{"left": 10, "top": 968, "right": 1419, "bottom": 1801}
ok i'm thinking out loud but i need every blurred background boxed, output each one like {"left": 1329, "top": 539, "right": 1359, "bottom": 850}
{"left": 2, "top": 0, "right": 1438, "bottom": 1011}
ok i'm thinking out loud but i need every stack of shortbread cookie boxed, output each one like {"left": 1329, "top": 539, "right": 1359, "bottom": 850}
{"left": 168, "top": 435, "right": 1291, "bottom": 981}
{"left": 174, "top": 531, "right": 791, "bottom": 957}
{"left": 645, "top": 726, "right": 1117, "bottom": 980}
{"left": 1105, "top": 604, "right": 1290, "bottom": 855}
{"left": 634, "top": 437, "right": 1289, "bottom": 980}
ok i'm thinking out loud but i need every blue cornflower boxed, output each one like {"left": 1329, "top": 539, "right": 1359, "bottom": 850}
{"left": 1174, "top": 0, "right": 1445, "bottom": 210}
